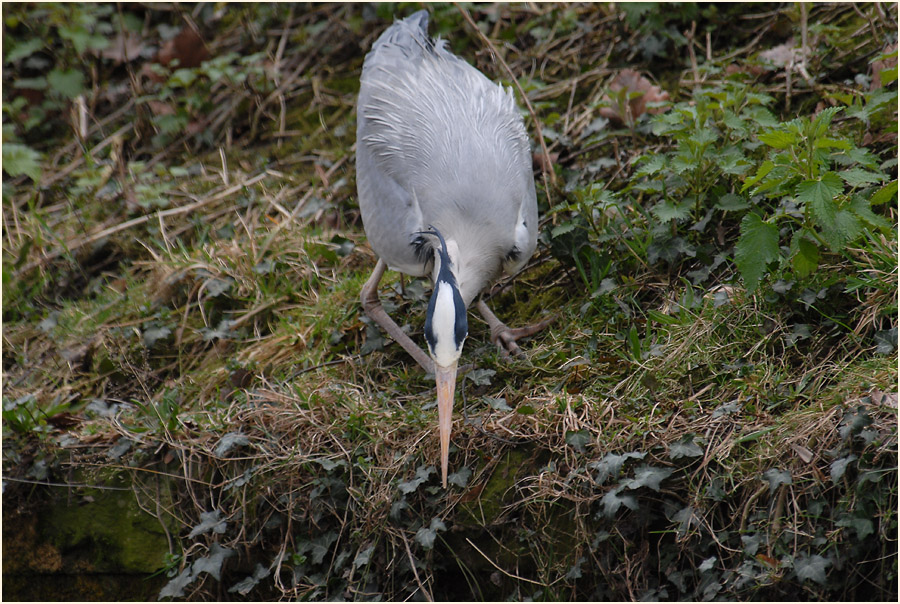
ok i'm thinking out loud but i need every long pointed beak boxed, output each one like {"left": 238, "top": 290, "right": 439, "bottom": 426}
{"left": 435, "top": 362, "right": 458, "bottom": 488}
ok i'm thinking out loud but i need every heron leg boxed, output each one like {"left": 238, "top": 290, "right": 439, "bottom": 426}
{"left": 361, "top": 259, "right": 435, "bottom": 373}
{"left": 475, "top": 299, "right": 554, "bottom": 358}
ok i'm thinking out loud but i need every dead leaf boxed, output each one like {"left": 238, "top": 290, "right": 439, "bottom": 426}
{"left": 532, "top": 150, "right": 559, "bottom": 172}
{"left": 599, "top": 69, "right": 670, "bottom": 126}
{"left": 870, "top": 43, "right": 898, "bottom": 90}
{"left": 100, "top": 31, "right": 147, "bottom": 63}
{"left": 156, "top": 26, "right": 209, "bottom": 69}
{"left": 790, "top": 443, "right": 814, "bottom": 464}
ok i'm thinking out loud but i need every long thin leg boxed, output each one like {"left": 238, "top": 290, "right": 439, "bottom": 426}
{"left": 475, "top": 299, "right": 554, "bottom": 357}
{"left": 361, "top": 259, "right": 435, "bottom": 373}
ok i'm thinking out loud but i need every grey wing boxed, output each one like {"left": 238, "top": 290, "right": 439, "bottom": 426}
{"left": 357, "top": 10, "right": 537, "bottom": 278}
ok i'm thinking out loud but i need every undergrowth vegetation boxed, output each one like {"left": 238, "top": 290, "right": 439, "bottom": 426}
{"left": 2, "top": 2, "right": 897, "bottom": 601}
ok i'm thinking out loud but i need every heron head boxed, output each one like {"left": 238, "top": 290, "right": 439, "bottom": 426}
{"left": 419, "top": 226, "right": 467, "bottom": 487}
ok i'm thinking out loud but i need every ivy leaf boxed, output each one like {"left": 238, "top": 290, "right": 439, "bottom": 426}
{"left": 599, "top": 487, "right": 639, "bottom": 518}
{"left": 588, "top": 451, "right": 646, "bottom": 484}
{"left": 2, "top": 143, "right": 43, "bottom": 181}
{"left": 734, "top": 213, "right": 780, "bottom": 293}
{"left": 448, "top": 466, "right": 472, "bottom": 488}
{"left": 565, "top": 429, "right": 591, "bottom": 453}
{"left": 565, "top": 556, "right": 586, "bottom": 580}
{"left": 214, "top": 432, "right": 250, "bottom": 457}
{"left": 398, "top": 465, "right": 435, "bottom": 494}
{"left": 669, "top": 435, "right": 703, "bottom": 459}
{"left": 415, "top": 517, "right": 447, "bottom": 550}
{"left": 624, "top": 465, "right": 673, "bottom": 492}
{"left": 830, "top": 454, "right": 857, "bottom": 483}
{"left": 699, "top": 555, "right": 718, "bottom": 573}
{"left": 159, "top": 567, "right": 195, "bottom": 599}
{"left": 228, "top": 563, "right": 269, "bottom": 596}
{"left": 188, "top": 510, "right": 228, "bottom": 538}
{"left": 836, "top": 514, "right": 875, "bottom": 540}
{"left": 192, "top": 544, "right": 234, "bottom": 581}
{"left": 794, "top": 554, "right": 830, "bottom": 585}
{"left": 353, "top": 545, "right": 375, "bottom": 569}
{"left": 204, "top": 277, "right": 233, "bottom": 297}
{"left": 762, "top": 468, "right": 792, "bottom": 493}
{"left": 465, "top": 368, "right": 495, "bottom": 386}
{"left": 143, "top": 325, "right": 171, "bottom": 348}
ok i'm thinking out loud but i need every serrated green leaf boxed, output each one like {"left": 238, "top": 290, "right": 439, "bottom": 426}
{"left": 849, "top": 195, "right": 892, "bottom": 231}
{"left": 634, "top": 154, "right": 666, "bottom": 177}
{"left": 880, "top": 65, "right": 898, "bottom": 85}
{"left": 2, "top": 143, "right": 43, "bottom": 181}
{"left": 47, "top": 68, "right": 85, "bottom": 98}
{"left": 820, "top": 209, "right": 862, "bottom": 250}
{"left": 741, "top": 160, "right": 774, "bottom": 192}
{"left": 811, "top": 106, "right": 843, "bottom": 138}
{"left": 758, "top": 129, "right": 797, "bottom": 149}
{"left": 715, "top": 193, "right": 749, "bottom": 212}
{"left": 5, "top": 38, "right": 44, "bottom": 64}
{"left": 735, "top": 213, "right": 780, "bottom": 293}
{"left": 796, "top": 172, "right": 844, "bottom": 208}
{"left": 688, "top": 128, "right": 718, "bottom": 146}
{"left": 551, "top": 222, "right": 576, "bottom": 238}
{"left": 840, "top": 168, "right": 885, "bottom": 188}
{"left": 869, "top": 180, "right": 897, "bottom": 206}
{"left": 791, "top": 235, "right": 819, "bottom": 279}
{"left": 814, "top": 137, "right": 852, "bottom": 150}
{"left": 651, "top": 199, "right": 692, "bottom": 223}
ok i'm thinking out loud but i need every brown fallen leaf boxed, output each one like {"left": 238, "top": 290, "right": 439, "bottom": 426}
{"left": 598, "top": 69, "right": 670, "bottom": 126}
{"left": 532, "top": 150, "right": 559, "bottom": 172}
{"left": 100, "top": 30, "right": 147, "bottom": 64}
{"left": 870, "top": 43, "right": 898, "bottom": 90}
{"left": 156, "top": 25, "right": 209, "bottom": 69}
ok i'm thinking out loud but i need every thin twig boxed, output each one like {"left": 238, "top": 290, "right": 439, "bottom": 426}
{"left": 401, "top": 531, "right": 434, "bottom": 602}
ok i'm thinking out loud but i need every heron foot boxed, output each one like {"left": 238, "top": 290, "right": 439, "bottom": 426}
{"left": 475, "top": 299, "right": 554, "bottom": 358}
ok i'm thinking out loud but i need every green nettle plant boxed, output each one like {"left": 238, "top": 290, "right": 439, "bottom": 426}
{"left": 736, "top": 102, "right": 896, "bottom": 291}
{"left": 623, "top": 76, "right": 895, "bottom": 292}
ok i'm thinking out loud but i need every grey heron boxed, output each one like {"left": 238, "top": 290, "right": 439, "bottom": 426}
{"left": 357, "top": 10, "right": 547, "bottom": 487}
